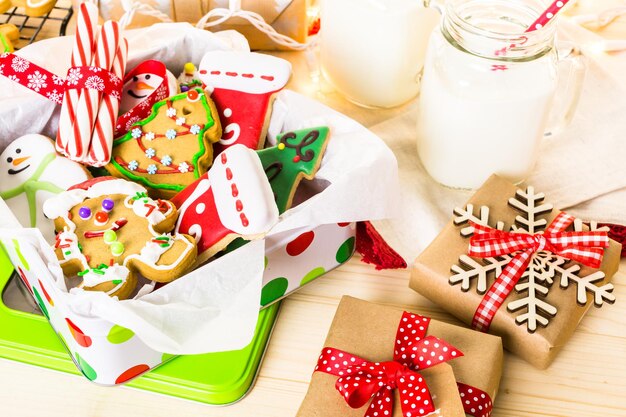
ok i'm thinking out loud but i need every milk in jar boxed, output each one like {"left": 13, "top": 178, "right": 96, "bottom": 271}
{"left": 417, "top": 0, "right": 560, "bottom": 189}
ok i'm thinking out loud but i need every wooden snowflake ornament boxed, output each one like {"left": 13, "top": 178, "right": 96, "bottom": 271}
{"left": 450, "top": 185, "right": 616, "bottom": 333}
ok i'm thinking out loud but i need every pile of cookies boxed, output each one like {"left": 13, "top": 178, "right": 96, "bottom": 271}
{"left": 0, "top": 50, "right": 332, "bottom": 300}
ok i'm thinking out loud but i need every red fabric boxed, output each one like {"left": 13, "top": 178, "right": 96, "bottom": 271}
{"left": 600, "top": 223, "right": 626, "bottom": 258}
{"left": 315, "top": 312, "right": 467, "bottom": 417}
{"left": 469, "top": 212, "right": 610, "bottom": 332}
{"left": 356, "top": 221, "right": 407, "bottom": 270}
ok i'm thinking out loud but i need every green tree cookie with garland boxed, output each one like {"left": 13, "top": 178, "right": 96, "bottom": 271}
{"left": 257, "top": 126, "right": 330, "bottom": 213}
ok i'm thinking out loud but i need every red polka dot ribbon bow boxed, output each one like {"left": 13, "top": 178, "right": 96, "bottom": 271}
{"left": 469, "top": 212, "right": 610, "bottom": 332}
{"left": 315, "top": 312, "right": 492, "bottom": 417}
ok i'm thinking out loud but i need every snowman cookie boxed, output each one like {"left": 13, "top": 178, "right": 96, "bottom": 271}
{"left": 197, "top": 51, "right": 291, "bottom": 154}
{"left": 43, "top": 177, "right": 197, "bottom": 299}
{"left": 0, "top": 134, "right": 91, "bottom": 241}
{"left": 172, "top": 144, "right": 279, "bottom": 263}
{"left": 116, "top": 60, "right": 178, "bottom": 137}
{"left": 107, "top": 88, "right": 222, "bottom": 199}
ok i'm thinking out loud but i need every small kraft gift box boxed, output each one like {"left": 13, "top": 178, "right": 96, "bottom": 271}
{"left": 297, "top": 296, "right": 503, "bottom": 417}
{"left": 410, "top": 174, "right": 622, "bottom": 369}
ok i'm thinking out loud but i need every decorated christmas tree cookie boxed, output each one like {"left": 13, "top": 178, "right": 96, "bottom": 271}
{"left": 171, "top": 144, "right": 279, "bottom": 264}
{"left": 43, "top": 177, "right": 197, "bottom": 300}
{"left": 106, "top": 88, "right": 222, "bottom": 199}
{"left": 197, "top": 51, "right": 291, "bottom": 154}
{"left": 257, "top": 126, "right": 331, "bottom": 213}
{"left": 0, "top": 134, "right": 91, "bottom": 242}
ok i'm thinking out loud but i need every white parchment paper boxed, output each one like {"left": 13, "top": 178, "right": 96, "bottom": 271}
{"left": 0, "top": 24, "right": 400, "bottom": 354}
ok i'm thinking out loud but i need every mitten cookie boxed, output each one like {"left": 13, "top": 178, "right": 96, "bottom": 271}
{"left": 0, "top": 134, "right": 91, "bottom": 242}
{"left": 43, "top": 177, "right": 197, "bottom": 299}
{"left": 171, "top": 144, "right": 279, "bottom": 263}
{"left": 197, "top": 51, "right": 291, "bottom": 154}
{"left": 106, "top": 88, "right": 222, "bottom": 199}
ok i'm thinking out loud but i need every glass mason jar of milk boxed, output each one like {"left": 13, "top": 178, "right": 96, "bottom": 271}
{"left": 320, "top": 0, "right": 440, "bottom": 108}
{"left": 417, "top": 0, "right": 585, "bottom": 189}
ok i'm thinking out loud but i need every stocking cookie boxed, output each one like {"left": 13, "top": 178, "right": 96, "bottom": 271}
{"left": 171, "top": 144, "right": 279, "bottom": 263}
{"left": 0, "top": 134, "right": 91, "bottom": 242}
{"left": 106, "top": 88, "right": 222, "bottom": 199}
{"left": 197, "top": 51, "right": 291, "bottom": 154}
{"left": 257, "top": 126, "right": 331, "bottom": 213}
{"left": 43, "top": 177, "right": 197, "bottom": 299}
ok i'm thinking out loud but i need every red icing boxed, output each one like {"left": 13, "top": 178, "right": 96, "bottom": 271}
{"left": 293, "top": 155, "right": 301, "bottom": 163}
{"left": 115, "top": 364, "right": 151, "bottom": 384}
{"left": 225, "top": 168, "right": 233, "bottom": 180}
{"left": 338, "top": 222, "right": 351, "bottom": 227}
{"left": 39, "top": 280, "right": 54, "bottom": 306}
{"left": 208, "top": 70, "right": 218, "bottom": 75}
{"left": 242, "top": 73, "right": 254, "bottom": 78}
{"left": 66, "top": 318, "right": 93, "bottom": 348}
{"left": 236, "top": 200, "right": 243, "bottom": 212}
{"left": 211, "top": 87, "right": 285, "bottom": 155}
{"left": 260, "top": 75, "right": 274, "bottom": 81}
{"left": 171, "top": 176, "right": 234, "bottom": 256}
{"left": 240, "top": 213, "right": 249, "bottom": 227}
{"left": 199, "top": 69, "right": 208, "bottom": 74}
{"left": 84, "top": 219, "right": 128, "bottom": 238}
{"left": 221, "top": 152, "right": 228, "bottom": 164}
{"left": 231, "top": 183, "right": 238, "bottom": 197}
{"left": 68, "top": 176, "right": 117, "bottom": 191}
{"left": 187, "top": 89, "right": 199, "bottom": 101}
{"left": 17, "top": 266, "right": 33, "bottom": 295}
{"left": 226, "top": 72, "right": 238, "bottom": 77}
{"left": 286, "top": 231, "right": 315, "bottom": 256}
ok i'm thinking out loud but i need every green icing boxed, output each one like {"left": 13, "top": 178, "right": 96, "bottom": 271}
{"left": 0, "top": 153, "right": 63, "bottom": 227}
{"left": 32, "top": 287, "right": 49, "bottom": 319}
{"left": 107, "top": 324, "right": 135, "bottom": 344}
{"left": 109, "top": 88, "right": 215, "bottom": 192}
{"left": 12, "top": 239, "right": 30, "bottom": 270}
{"left": 257, "top": 126, "right": 330, "bottom": 214}
{"left": 0, "top": 33, "right": 11, "bottom": 53}
{"left": 300, "top": 267, "right": 325, "bottom": 286}
{"left": 261, "top": 277, "right": 289, "bottom": 306}
{"left": 336, "top": 237, "right": 356, "bottom": 264}
{"left": 161, "top": 353, "right": 176, "bottom": 363}
{"left": 75, "top": 352, "right": 98, "bottom": 381}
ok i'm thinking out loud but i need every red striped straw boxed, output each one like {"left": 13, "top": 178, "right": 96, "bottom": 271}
{"left": 525, "top": 0, "right": 570, "bottom": 32}
{"left": 69, "top": 20, "right": 120, "bottom": 161}
{"left": 56, "top": 2, "right": 98, "bottom": 156}
{"left": 87, "top": 37, "right": 128, "bottom": 166}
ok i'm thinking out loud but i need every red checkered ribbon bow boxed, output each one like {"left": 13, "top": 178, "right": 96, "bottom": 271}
{"left": 469, "top": 212, "right": 610, "bottom": 332}
{"left": 315, "top": 312, "right": 493, "bottom": 417}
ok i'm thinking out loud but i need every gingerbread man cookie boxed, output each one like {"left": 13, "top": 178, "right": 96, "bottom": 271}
{"left": 106, "top": 88, "right": 222, "bottom": 199}
{"left": 43, "top": 177, "right": 197, "bottom": 299}
{"left": 0, "top": 134, "right": 91, "bottom": 242}
{"left": 171, "top": 144, "right": 279, "bottom": 263}
{"left": 197, "top": 51, "right": 291, "bottom": 154}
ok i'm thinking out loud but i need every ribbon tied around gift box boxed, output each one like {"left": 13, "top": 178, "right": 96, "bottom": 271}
{"left": 468, "top": 212, "right": 610, "bottom": 332}
{"left": 315, "top": 311, "right": 494, "bottom": 417}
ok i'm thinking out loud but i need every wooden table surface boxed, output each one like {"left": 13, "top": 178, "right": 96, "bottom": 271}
{"left": 1, "top": 1, "right": 626, "bottom": 416}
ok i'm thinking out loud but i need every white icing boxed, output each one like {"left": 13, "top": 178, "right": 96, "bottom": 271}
{"left": 198, "top": 51, "right": 291, "bottom": 94}
{"left": 43, "top": 179, "right": 148, "bottom": 219}
{"left": 80, "top": 264, "right": 130, "bottom": 288}
{"left": 219, "top": 122, "right": 241, "bottom": 146}
{"left": 211, "top": 144, "right": 278, "bottom": 235}
{"left": 175, "top": 178, "right": 211, "bottom": 234}
{"left": 195, "top": 203, "right": 206, "bottom": 214}
{"left": 188, "top": 224, "right": 203, "bottom": 242}
{"left": 224, "top": 108, "right": 232, "bottom": 117}
{"left": 125, "top": 234, "right": 195, "bottom": 271}
{"left": 56, "top": 228, "right": 89, "bottom": 268}
{"left": 124, "top": 195, "right": 168, "bottom": 225}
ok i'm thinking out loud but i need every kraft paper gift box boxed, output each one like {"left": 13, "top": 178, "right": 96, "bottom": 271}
{"left": 297, "top": 296, "right": 503, "bottom": 417}
{"left": 410, "top": 175, "right": 622, "bottom": 369}
{"left": 98, "top": 0, "right": 309, "bottom": 50}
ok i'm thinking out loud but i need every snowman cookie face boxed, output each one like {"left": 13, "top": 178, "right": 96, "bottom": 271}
{"left": 121, "top": 72, "right": 165, "bottom": 113}
{"left": 0, "top": 134, "right": 53, "bottom": 188}
{"left": 43, "top": 178, "right": 197, "bottom": 299}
